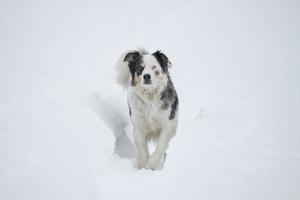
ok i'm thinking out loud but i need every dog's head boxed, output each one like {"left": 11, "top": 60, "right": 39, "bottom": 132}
{"left": 122, "top": 50, "right": 171, "bottom": 90}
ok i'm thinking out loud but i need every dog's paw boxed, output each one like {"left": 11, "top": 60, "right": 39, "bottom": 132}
{"left": 145, "top": 157, "right": 161, "bottom": 170}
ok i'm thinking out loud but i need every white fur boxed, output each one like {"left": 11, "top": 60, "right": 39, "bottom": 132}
{"left": 116, "top": 50, "right": 178, "bottom": 170}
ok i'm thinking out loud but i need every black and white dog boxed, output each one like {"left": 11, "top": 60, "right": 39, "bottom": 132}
{"left": 116, "top": 49, "right": 178, "bottom": 170}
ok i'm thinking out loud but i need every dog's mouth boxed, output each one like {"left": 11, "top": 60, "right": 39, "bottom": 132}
{"left": 143, "top": 80, "right": 152, "bottom": 85}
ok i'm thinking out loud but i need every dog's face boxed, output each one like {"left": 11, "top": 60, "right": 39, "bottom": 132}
{"left": 124, "top": 50, "right": 170, "bottom": 90}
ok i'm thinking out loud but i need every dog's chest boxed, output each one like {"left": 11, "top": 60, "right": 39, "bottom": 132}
{"left": 129, "top": 92, "right": 167, "bottom": 129}
{"left": 143, "top": 99, "right": 162, "bottom": 121}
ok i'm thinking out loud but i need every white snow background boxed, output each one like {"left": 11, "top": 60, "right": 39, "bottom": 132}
{"left": 0, "top": 0, "right": 299, "bottom": 200}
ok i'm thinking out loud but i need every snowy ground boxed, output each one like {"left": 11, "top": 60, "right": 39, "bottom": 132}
{"left": 1, "top": 0, "right": 299, "bottom": 200}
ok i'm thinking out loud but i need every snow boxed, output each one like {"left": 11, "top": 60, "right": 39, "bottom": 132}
{"left": 0, "top": 0, "right": 299, "bottom": 199}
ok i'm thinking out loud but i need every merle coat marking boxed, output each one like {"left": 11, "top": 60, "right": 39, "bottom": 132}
{"left": 116, "top": 49, "right": 178, "bottom": 170}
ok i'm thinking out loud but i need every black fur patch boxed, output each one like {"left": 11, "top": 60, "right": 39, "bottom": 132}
{"left": 128, "top": 104, "right": 132, "bottom": 116}
{"left": 123, "top": 51, "right": 142, "bottom": 86}
{"left": 152, "top": 50, "right": 169, "bottom": 73}
{"left": 160, "top": 79, "right": 178, "bottom": 120}
{"left": 170, "top": 95, "right": 178, "bottom": 120}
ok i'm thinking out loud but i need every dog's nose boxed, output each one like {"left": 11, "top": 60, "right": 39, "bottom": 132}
{"left": 143, "top": 74, "right": 151, "bottom": 81}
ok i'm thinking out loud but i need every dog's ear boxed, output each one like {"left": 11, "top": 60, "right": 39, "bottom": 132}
{"left": 123, "top": 51, "right": 141, "bottom": 87}
{"left": 152, "top": 50, "right": 171, "bottom": 73}
{"left": 124, "top": 51, "right": 140, "bottom": 63}
{"left": 116, "top": 50, "right": 140, "bottom": 89}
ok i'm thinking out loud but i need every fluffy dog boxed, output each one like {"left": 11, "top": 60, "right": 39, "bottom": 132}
{"left": 116, "top": 49, "right": 178, "bottom": 170}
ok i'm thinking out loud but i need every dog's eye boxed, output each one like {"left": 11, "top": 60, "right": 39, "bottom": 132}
{"left": 137, "top": 64, "right": 144, "bottom": 70}
{"left": 152, "top": 65, "right": 156, "bottom": 70}
{"left": 136, "top": 66, "right": 144, "bottom": 75}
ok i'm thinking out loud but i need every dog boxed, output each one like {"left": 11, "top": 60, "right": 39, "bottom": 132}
{"left": 115, "top": 49, "right": 178, "bottom": 170}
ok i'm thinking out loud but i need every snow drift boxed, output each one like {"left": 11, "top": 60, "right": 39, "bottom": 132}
{"left": 0, "top": 0, "right": 299, "bottom": 200}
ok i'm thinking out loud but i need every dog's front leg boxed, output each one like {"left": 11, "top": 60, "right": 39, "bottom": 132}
{"left": 134, "top": 128, "right": 149, "bottom": 169}
{"left": 145, "top": 131, "right": 173, "bottom": 170}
